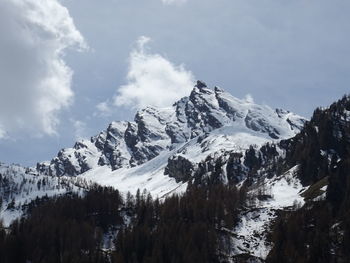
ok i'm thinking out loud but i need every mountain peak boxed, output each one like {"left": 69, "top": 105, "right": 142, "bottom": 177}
{"left": 195, "top": 80, "right": 208, "bottom": 89}
{"left": 37, "top": 82, "right": 306, "bottom": 192}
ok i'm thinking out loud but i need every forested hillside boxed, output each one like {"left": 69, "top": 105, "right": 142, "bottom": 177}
{"left": 267, "top": 96, "right": 350, "bottom": 263}
{"left": 0, "top": 184, "right": 248, "bottom": 263}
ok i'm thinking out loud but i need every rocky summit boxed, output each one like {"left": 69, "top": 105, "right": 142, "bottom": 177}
{"left": 36, "top": 81, "right": 305, "bottom": 194}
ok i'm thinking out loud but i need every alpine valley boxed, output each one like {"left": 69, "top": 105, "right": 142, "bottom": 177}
{"left": 1, "top": 81, "right": 350, "bottom": 263}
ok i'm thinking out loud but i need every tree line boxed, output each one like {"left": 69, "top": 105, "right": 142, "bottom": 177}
{"left": 0, "top": 182, "right": 247, "bottom": 263}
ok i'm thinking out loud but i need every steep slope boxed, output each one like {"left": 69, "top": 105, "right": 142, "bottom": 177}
{"left": 223, "top": 166, "right": 306, "bottom": 260}
{"left": 0, "top": 163, "right": 87, "bottom": 226}
{"left": 265, "top": 95, "right": 350, "bottom": 263}
{"left": 192, "top": 94, "right": 350, "bottom": 262}
{"left": 37, "top": 81, "right": 305, "bottom": 195}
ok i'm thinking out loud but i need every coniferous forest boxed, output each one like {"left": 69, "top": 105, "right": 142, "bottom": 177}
{"left": 267, "top": 96, "right": 350, "bottom": 263}
{"left": 0, "top": 184, "right": 247, "bottom": 263}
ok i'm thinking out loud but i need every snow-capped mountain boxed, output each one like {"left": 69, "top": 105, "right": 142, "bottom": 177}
{"left": 36, "top": 81, "right": 306, "bottom": 196}
{"left": 2, "top": 82, "right": 349, "bottom": 262}
{"left": 0, "top": 81, "right": 306, "bottom": 233}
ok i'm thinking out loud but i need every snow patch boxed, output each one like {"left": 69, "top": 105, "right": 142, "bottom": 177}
{"left": 230, "top": 166, "right": 305, "bottom": 259}
{"left": 0, "top": 164, "right": 86, "bottom": 226}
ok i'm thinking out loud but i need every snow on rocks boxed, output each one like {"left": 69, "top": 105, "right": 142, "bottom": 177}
{"left": 0, "top": 163, "right": 87, "bottom": 226}
{"left": 230, "top": 166, "right": 306, "bottom": 260}
{"left": 1, "top": 82, "right": 307, "bottom": 226}
{"left": 79, "top": 147, "right": 188, "bottom": 198}
{"left": 36, "top": 83, "right": 306, "bottom": 188}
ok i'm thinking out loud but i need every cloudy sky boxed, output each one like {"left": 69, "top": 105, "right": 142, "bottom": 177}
{"left": 0, "top": 0, "right": 349, "bottom": 166}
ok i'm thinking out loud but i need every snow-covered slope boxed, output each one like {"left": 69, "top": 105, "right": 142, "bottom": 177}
{"left": 229, "top": 166, "right": 306, "bottom": 259}
{"left": 36, "top": 81, "right": 306, "bottom": 196}
{"left": 0, "top": 163, "right": 87, "bottom": 226}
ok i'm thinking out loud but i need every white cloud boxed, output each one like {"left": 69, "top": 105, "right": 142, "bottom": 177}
{"left": 0, "top": 126, "right": 7, "bottom": 139}
{"left": 72, "top": 119, "right": 88, "bottom": 140}
{"left": 96, "top": 101, "right": 111, "bottom": 115}
{"left": 161, "top": 0, "right": 188, "bottom": 5}
{"left": 0, "top": 0, "right": 86, "bottom": 137}
{"left": 95, "top": 101, "right": 113, "bottom": 117}
{"left": 244, "top": 94, "right": 255, "bottom": 104}
{"left": 114, "top": 36, "right": 195, "bottom": 109}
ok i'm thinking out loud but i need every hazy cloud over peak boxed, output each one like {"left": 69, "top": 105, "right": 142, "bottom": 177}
{"left": 0, "top": 0, "right": 86, "bottom": 138}
{"left": 113, "top": 36, "right": 195, "bottom": 109}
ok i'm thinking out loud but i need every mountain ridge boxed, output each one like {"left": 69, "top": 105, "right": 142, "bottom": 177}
{"left": 35, "top": 81, "right": 306, "bottom": 195}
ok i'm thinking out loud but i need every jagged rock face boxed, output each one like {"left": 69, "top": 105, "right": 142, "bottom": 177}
{"left": 245, "top": 110, "right": 280, "bottom": 139}
{"left": 125, "top": 107, "right": 172, "bottom": 166}
{"left": 192, "top": 150, "right": 250, "bottom": 185}
{"left": 191, "top": 143, "right": 281, "bottom": 186}
{"left": 97, "top": 122, "right": 131, "bottom": 169}
{"left": 37, "top": 82, "right": 306, "bottom": 179}
{"left": 41, "top": 122, "right": 131, "bottom": 177}
{"left": 191, "top": 95, "right": 350, "bottom": 187}
{"left": 164, "top": 155, "right": 194, "bottom": 183}
{"left": 193, "top": 152, "right": 233, "bottom": 185}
